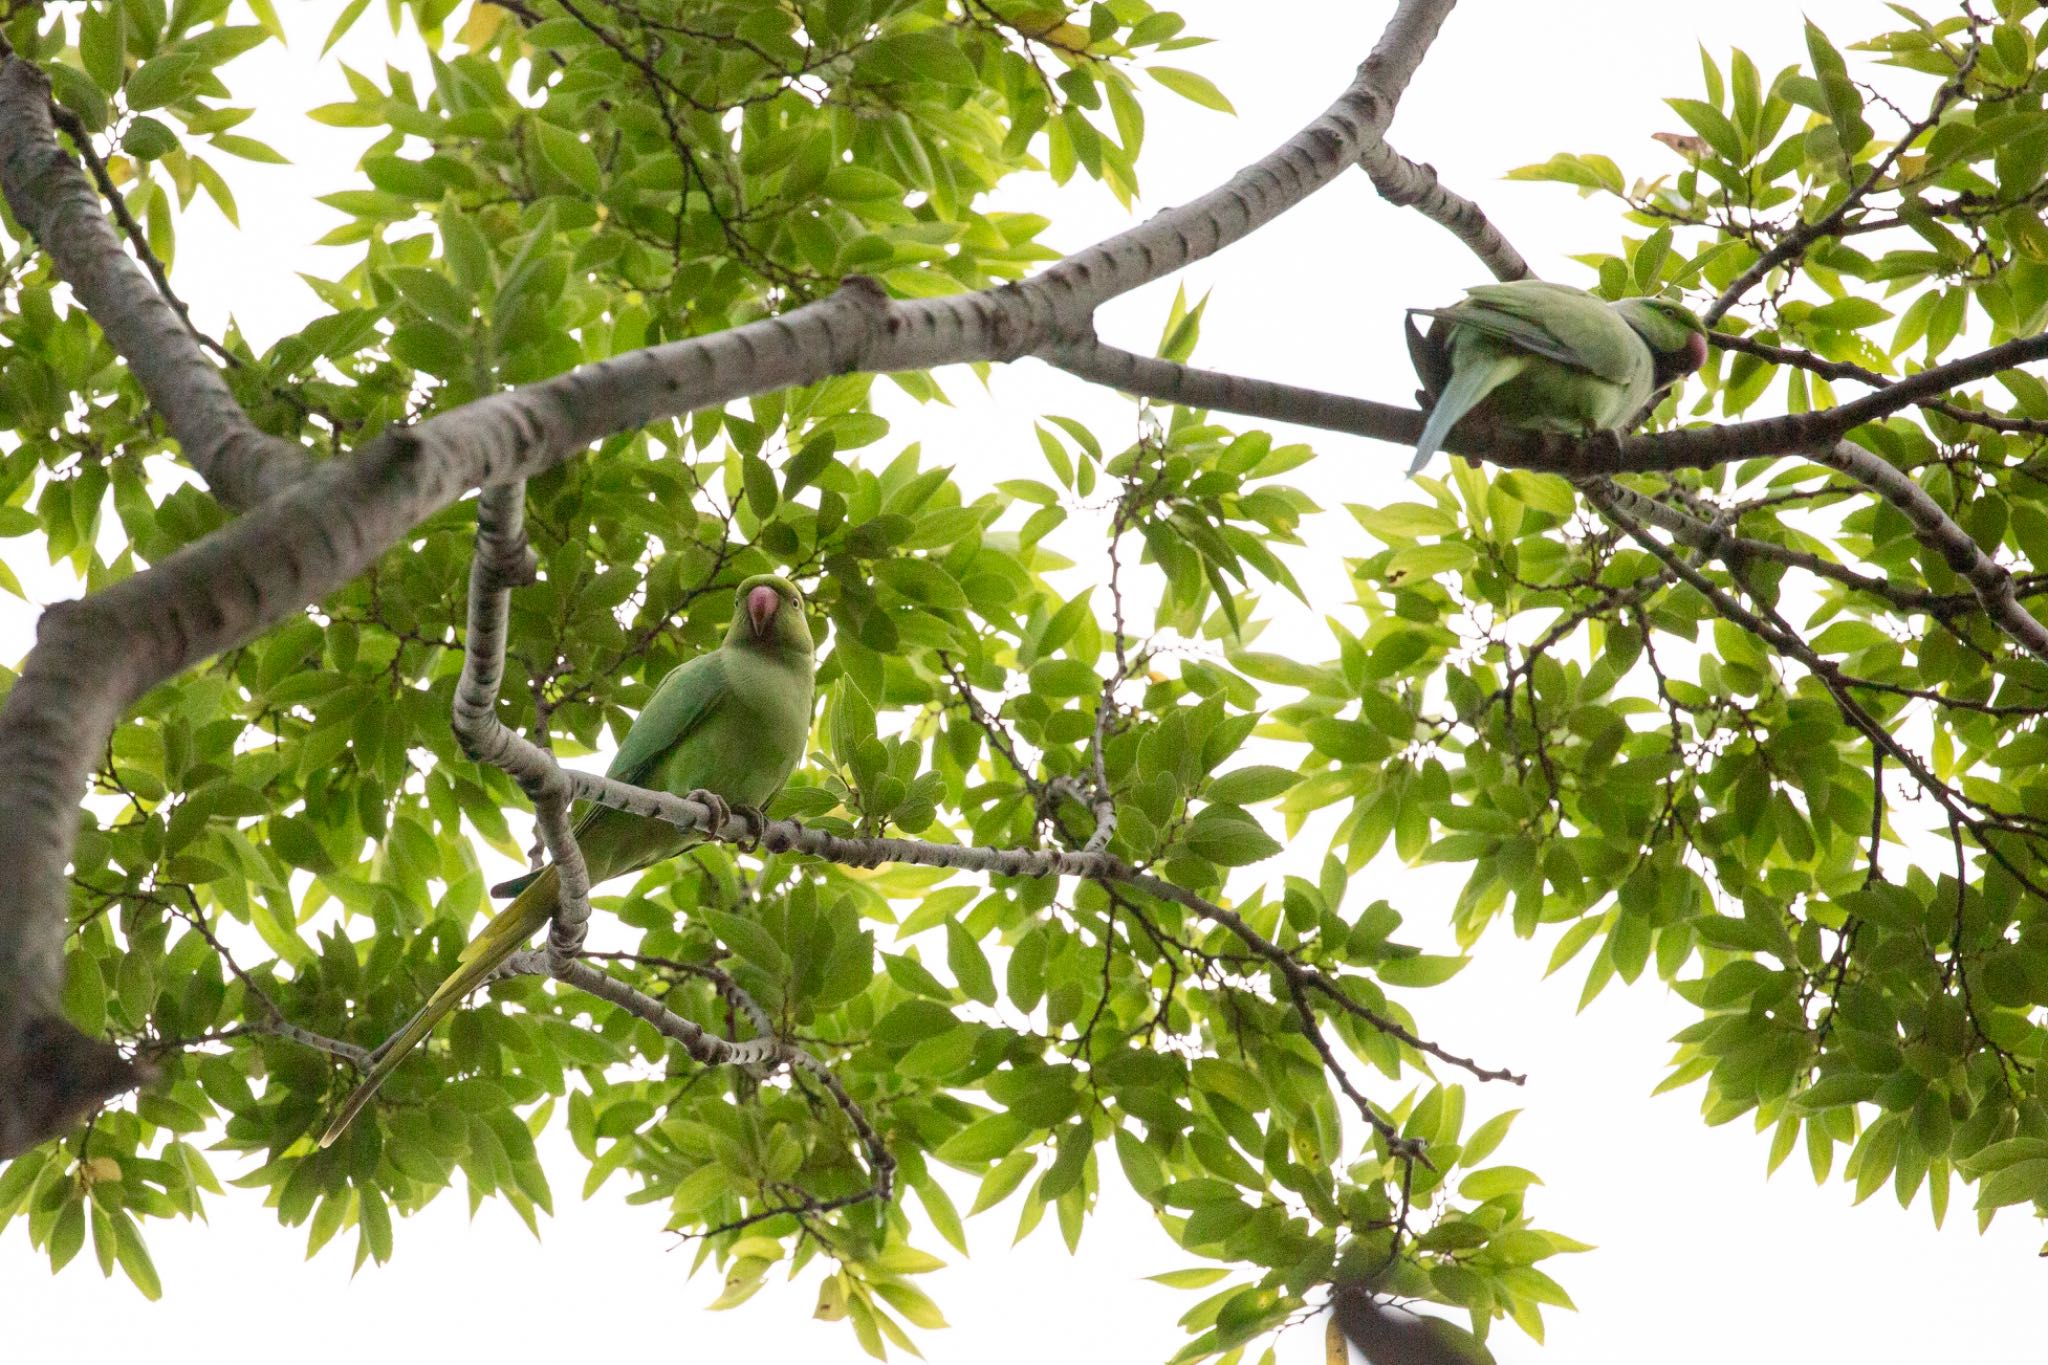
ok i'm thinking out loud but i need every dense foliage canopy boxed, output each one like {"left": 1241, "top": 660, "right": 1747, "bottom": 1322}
{"left": 8, "top": 1, "right": 2048, "bottom": 1362}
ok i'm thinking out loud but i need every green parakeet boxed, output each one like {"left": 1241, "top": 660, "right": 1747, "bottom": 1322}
{"left": 1404, "top": 280, "right": 1707, "bottom": 476}
{"left": 320, "top": 573, "right": 816, "bottom": 1146}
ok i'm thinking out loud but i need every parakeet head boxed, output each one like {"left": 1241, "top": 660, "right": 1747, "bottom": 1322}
{"left": 730, "top": 573, "right": 814, "bottom": 659}
{"left": 1614, "top": 296, "right": 1709, "bottom": 386}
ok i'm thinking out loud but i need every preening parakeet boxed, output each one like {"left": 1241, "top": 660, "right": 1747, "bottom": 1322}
{"left": 320, "top": 573, "right": 816, "bottom": 1146}
{"left": 1404, "top": 280, "right": 1707, "bottom": 476}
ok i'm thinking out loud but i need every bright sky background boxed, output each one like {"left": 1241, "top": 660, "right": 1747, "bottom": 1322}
{"left": 7, "top": 2, "right": 2040, "bottom": 1362}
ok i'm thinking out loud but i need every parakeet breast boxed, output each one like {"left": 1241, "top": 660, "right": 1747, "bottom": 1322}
{"left": 652, "top": 647, "right": 814, "bottom": 810}
{"left": 573, "top": 644, "right": 815, "bottom": 885}
{"left": 1480, "top": 354, "right": 1645, "bottom": 433}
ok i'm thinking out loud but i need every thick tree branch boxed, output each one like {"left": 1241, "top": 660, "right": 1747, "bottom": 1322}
{"left": 1805, "top": 439, "right": 2048, "bottom": 661}
{"left": 452, "top": 482, "right": 595, "bottom": 965}
{"left": 1040, "top": 333, "right": 1418, "bottom": 438}
{"left": 1358, "top": 139, "right": 1531, "bottom": 282}
{"left": 0, "top": 61, "right": 312, "bottom": 508}
{"left": 1043, "top": 323, "right": 2048, "bottom": 504}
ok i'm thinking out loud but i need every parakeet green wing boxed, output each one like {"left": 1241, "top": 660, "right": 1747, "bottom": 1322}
{"left": 490, "top": 652, "right": 733, "bottom": 899}
{"left": 1414, "top": 283, "right": 1644, "bottom": 383}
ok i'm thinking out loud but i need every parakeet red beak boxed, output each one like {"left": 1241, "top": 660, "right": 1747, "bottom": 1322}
{"left": 1684, "top": 330, "right": 1709, "bottom": 373}
{"left": 747, "top": 584, "right": 780, "bottom": 639}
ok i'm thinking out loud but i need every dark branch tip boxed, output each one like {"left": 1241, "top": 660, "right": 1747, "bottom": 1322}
{"left": 0, "top": 1016, "right": 152, "bottom": 1160}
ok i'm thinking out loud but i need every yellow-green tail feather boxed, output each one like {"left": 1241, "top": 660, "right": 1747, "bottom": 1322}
{"left": 318, "top": 868, "right": 559, "bottom": 1147}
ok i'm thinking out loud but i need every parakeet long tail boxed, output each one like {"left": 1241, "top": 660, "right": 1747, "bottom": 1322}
{"left": 319, "top": 867, "right": 559, "bottom": 1147}
{"left": 1408, "top": 352, "right": 1526, "bottom": 477}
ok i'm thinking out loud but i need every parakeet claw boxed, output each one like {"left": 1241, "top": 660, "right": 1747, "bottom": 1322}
{"left": 731, "top": 804, "right": 770, "bottom": 851}
{"left": 686, "top": 788, "right": 732, "bottom": 836}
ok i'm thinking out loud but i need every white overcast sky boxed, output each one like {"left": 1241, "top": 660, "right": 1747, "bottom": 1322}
{"left": 8, "top": 3, "right": 2039, "bottom": 1362}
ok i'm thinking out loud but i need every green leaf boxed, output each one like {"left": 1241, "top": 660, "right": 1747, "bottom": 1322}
{"left": 742, "top": 452, "right": 779, "bottom": 519}
{"left": 883, "top": 952, "right": 953, "bottom": 1002}
{"left": 1459, "top": 1166, "right": 1542, "bottom": 1201}
{"left": 1976, "top": 1157, "right": 2048, "bottom": 1210}
{"left": 1303, "top": 718, "right": 1386, "bottom": 764}
{"left": 824, "top": 166, "right": 903, "bottom": 202}
{"left": 1183, "top": 809, "right": 1282, "bottom": 867}
{"left": 1205, "top": 766, "right": 1299, "bottom": 805}
{"left": 785, "top": 435, "right": 837, "bottom": 493}
{"left": 121, "top": 116, "right": 178, "bottom": 160}
{"left": 1149, "top": 67, "right": 1234, "bottom": 114}
{"left": 937, "top": 1113, "right": 1031, "bottom": 1165}
{"left": 209, "top": 133, "right": 289, "bottom": 164}
{"left": 536, "top": 123, "right": 603, "bottom": 194}
{"left": 969, "top": 1152, "right": 1035, "bottom": 1214}
{"left": 873, "top": 557, "right": 966, "bottom": 608}
{"left": 1351, "top": 501, "right": 1460, "bottom": 540}
{"left": 389, "top": 320, "right": 469, "bottom": 379}
{"left": 875, "top": 31, "right": 978, "bottom": 87}
{"left": 1804, "top": 20, "right": 1873, "bottom": 158}
{"left": 1461, "top": 1110, "right": 1519, "bottom": 1168}
{"left": 1806, "top": 297, "right": 1891, "bottom": 330}
{"left": 110, "top": 1211, "right": 161, "bottom": 1299}
{"left": 49, "top": 1197, "right": 84, "bottom": 1272}
{"left": 1377, "top": 955, "right": 1467, "bottom": 988}
{"left": 1504, "top": 152, "right": 1624, "bottom": 195}
{"left": 386, "top": 267, "right": 470, "bottom": 328}
{"left": 267, "top": 816, "right": 332, "bottom": 873}
{"left": 916, "top": 1177, "right": 967, "bottom": 1255}
{"left": 1006, "top": 929, "right": 1047, "bottom": 1011}
{"left": 705, "top": 910, "right": 790, "bottom": 979}
{"left": 125, "top": 54, "right": 201, "bottom": 110}
{"left": 1794, "top": 1073, "right": 1881, "bottom": 1110}
{"left": 246, "top": 0, "right": 286, "bottom": 42}
{"left": 79, "top": 7, "right": 123, "bottom": 94}
{"left": 946, "top": 920, "right": 997, "bottom": 1005}
{"left": 1666, "top": 98, "right": 1742, "bottom": 163}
